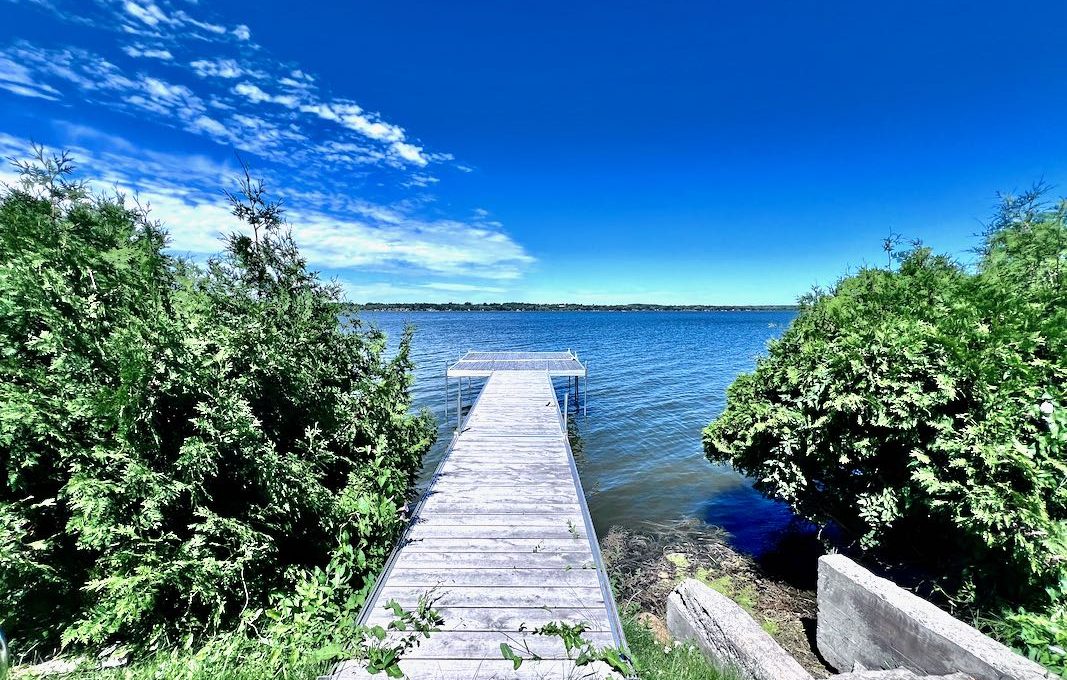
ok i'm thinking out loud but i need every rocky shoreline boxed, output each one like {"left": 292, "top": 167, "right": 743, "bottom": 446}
{"left": 600, "top": 519, "right": 832, "bottom": 677}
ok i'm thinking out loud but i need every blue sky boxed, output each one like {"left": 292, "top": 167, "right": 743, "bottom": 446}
{"left": 2, "top": 1, "right": 1067, "bottom": 304}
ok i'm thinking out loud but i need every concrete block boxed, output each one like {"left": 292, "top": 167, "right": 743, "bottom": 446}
{"left": 666, "top": 578, "right": 812, "bottom": 680}
{"left": 817, "top": 554, "right": 1051, "bottom": 680}
{"left": 829, "top": 670, "right": 972, "bottom": 679}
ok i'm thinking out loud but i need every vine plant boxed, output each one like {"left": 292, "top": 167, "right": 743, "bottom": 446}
{"left": 500, "top": 621, "right": 634, "bottom": 678}
{"left": 359, "top": 595, "right": 445, "bottom": 678}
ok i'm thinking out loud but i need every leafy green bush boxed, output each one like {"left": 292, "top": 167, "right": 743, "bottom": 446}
{"left": 704, "top": 188, "right": 1066, "bottom": 661}
{"left": 0, "top": 148, "right": 435, "bottom": 661}
{"left": 988, "top": 596, "right": 1067, "bottom": 675}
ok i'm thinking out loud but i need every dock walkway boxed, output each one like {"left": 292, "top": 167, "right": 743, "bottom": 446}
{"left": 332, "top": 356, "right": 624, "bottom": 679}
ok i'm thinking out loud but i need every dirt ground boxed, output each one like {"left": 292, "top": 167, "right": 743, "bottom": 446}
{"left": 600, "top": 519, "right": 833, "bottom": 678}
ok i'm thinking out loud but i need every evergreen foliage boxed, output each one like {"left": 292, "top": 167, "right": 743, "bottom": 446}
{"left": 705, "top": 186, "right": 1067, "bottom": 669}
{"left": 0, "top": 148, "right": 435, "bottom": 664}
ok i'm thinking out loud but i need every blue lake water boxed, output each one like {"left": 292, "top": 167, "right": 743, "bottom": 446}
{"left": 360, "top": 310, "right": 800, "bottom": 557}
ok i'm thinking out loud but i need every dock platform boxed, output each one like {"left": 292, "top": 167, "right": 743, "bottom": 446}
{"left": 331, "top": 353, "right": 624, "bottom": 679}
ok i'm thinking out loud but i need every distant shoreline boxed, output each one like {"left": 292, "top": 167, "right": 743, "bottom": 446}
{"left": 346, "top": 302, "right": 800, "bottom": 312}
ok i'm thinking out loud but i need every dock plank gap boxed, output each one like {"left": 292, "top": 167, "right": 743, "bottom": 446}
{"left": 326, "top": 352, "right": 624, "bottom": 679}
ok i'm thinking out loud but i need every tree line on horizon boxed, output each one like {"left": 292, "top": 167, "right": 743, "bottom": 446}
{"left": 348, "top": 301, "right": 800, "bottom": 312}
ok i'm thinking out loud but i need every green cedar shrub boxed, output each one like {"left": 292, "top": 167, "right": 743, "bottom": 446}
{"left": 705, "top": 186, "right": 1066, "bottom": 668}
{"left": 0, "top": 148, "right": 435, "bottom": 661}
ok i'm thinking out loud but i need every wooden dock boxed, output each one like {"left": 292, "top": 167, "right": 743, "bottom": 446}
{"left": 331, "top": 354, "right": 624, "bottom": 679}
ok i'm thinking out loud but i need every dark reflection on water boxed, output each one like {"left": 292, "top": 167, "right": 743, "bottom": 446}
{"left": 698, "top": 484, "right": 798, "bottom": 556}
{"left": 359, "top": 310, "right": 800, "bottom": 556}
{"left": 699, "top": 487, "right": 824, "bottom": 588}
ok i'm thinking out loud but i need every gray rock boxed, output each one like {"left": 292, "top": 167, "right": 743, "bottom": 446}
{"left": 666, "top": 578, "right": 813, "bottom": 680}
{"left": 817, "top": 554, "right": 1052, "bottom": 680}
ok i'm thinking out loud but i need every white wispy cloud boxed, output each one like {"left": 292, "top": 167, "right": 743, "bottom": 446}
{"left": 1, "top": 2, "right": 514, "bottom": 296}
{"left": 392, "top": 142, "right": 428, "bottom": 167}
{"left": 122, "top": 0, "right": 170, "bottom": 27}
{"left": 0, "top": 55, "right": 61, "bottom": 99}
{"left": 339, "top": 281, "right": 513, "bottom": 303}
{"left": 339, "top": 281, "right": 429, "bottom": 302}
{"left": 300, "top": 101, "right": 428, "bottom": 167}
{"left": 190, "top": 115, "right": 228, "bottom": 137}
{"left": 403, "top": 174, "right": 439, "bottom": 188}
{"left": 422, "top": 282, "right": 507, "bottom": 293}
{"left": 338, "top": 281, "right": 515, "bottom": 303}
{"left": 0, "top": 131, "right": 534, "bottom": 284}
{"left": 178, "top": 14, "right": 226, "bottom": 36}
{"left": 119, "top": 0, "right": 232, "bottom": 39}
{"left": 122, "top": 45, "right": 173, "bottom": 60}
{"left": 233, "top": 81, "right": 299, "bottom": 109}
{"left": 0, "top": 42, "right": 298, "bottom": 161}
{"left": 290, "top": 211, "right": 533, "bottom": 280}
{"left": 312, "top": 140, "right": 385, "bottom": 166}
{"left": 140, "top": 75, "right": 193, "bottom": 102}
{"left": 190, "top": 58, "right": 243, "bottom": 79}
{"left": 3, "top": 0, "right": 438, "bottom": 172}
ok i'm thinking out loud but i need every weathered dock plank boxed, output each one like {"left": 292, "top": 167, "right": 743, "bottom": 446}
{"left": 390, "top": 551, "right": 593, "bottom": 570}
{"left": 332, "top": 659, "right": 617, "bottom": 680}
{"left": 435, "top": 462, "right": 573, "bottom": 478}
{"left": 417, "top": 501, "right": 584, "bottom": 515}
{"left": 410, "top": 513, "right": 585, "bottom": 527}
{"left": 406, "top": 524, "right": 588, "bottom": 540}
{"left": 364, "top": 607, "right": 613, "bottom": 635}
{"left": 380, "top": 631, "right": 615, "bottom": 659}
{"left": 328, "top": 367, "right": 624, "bottom": 679}
{"left": 402, "top": 539, "right": 593, "bottom": 557}
{"left": 370, "top": 589, "right": 607, "bottom": 611}
{"left": 385, "top": 567, "right": 601, "bottom": 588}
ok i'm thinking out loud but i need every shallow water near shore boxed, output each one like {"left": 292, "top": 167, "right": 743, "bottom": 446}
{"left": 359, "top": 310, "right": 802, "bottom": 559}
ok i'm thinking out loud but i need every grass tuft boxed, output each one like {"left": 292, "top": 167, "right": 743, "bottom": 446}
{"left": 623, "top": 613, "right": 739, "bottom": 680}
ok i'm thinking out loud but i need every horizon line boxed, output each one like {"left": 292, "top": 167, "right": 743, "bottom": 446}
{"left": 349, "top": 301, "right": 801, "bottom": 309}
